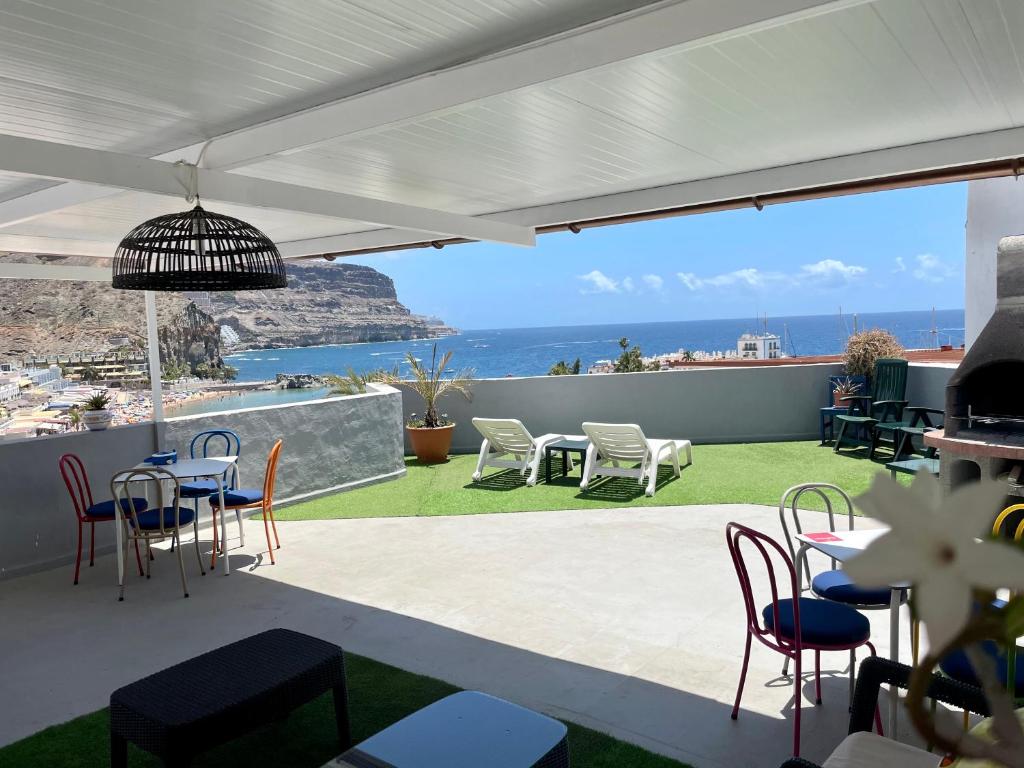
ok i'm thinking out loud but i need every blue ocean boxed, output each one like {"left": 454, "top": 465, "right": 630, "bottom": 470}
{"left": 171, "top": 309, "right": 963, "bottom": 417}
{"left": 227, "top": 309, "right": 963, "bottom": 380}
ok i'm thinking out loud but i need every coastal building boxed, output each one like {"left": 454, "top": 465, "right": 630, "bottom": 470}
{"left": 0, "top": 376, "right": 18, "bottom": 403}
{"left": 737, "top": 333, "right": 783, "bottom": 360}
{"left": 24, "top": 366, "right": 65, "bottom": 392}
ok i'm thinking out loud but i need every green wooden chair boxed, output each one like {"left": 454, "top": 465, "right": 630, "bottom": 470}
{"left": 833, "top": 358, "right": 909, "bottom": 458}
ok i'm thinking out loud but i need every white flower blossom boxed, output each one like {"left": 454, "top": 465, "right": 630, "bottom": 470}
{"left": 845, "top": 472, "right": 1024, "bottom": 651}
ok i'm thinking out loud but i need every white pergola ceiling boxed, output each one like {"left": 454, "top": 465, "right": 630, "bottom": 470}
{"left": 0, "top": 0, "right": 1021, "bottom": 263}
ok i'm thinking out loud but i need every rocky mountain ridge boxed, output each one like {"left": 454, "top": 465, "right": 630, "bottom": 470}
{"left": 0, "top": 253, "right": 453, "bottom": 360}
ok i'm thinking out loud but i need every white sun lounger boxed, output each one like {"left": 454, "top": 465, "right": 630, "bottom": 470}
{"left": 580, "top": 422, "right": 692, "bottom": 497}
{"left": 471, "top": 418, "right": 573, "bottom": 486}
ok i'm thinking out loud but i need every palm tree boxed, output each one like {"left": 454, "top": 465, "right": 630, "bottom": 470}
{"left": 382, "top": 344, "right": 473, "bottom": 428}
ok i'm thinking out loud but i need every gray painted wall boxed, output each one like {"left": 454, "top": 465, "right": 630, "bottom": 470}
{"left": 0, "top": 385, "right": 405, "bottom": 579}
{"left": 905, "top": 363, "right": 956, "bottom": 415}
{"left": 399, "top": 362, "right": 955, "bottom": 455}
{"left": 159, "top": 383, "right": 406, "bottom": 504}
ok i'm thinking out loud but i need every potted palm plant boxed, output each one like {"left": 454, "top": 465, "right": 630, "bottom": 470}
{"left": 81, "top": 392, "right": 113, "bottom": 431}
{"left": 383, "top": 345, "right": 473, "bottom": 463}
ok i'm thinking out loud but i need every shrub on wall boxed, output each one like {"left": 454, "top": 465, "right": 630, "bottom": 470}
{"left": 843, "top": 329, "right": 905, "bottom": 378}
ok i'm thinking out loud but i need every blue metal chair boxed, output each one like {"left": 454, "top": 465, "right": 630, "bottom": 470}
{"left": 179, "top": 430, "right": 242, "bottom": 548}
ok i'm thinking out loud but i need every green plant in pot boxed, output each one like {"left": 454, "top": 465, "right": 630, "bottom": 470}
{"left": 81, "top": 391, "right": 113, "bottom": 432}
{"left": 831, "top": 376, "right": 862, "bottom": 407}
{"left": 382, "top": 345, "right": 473, "bottom": 463}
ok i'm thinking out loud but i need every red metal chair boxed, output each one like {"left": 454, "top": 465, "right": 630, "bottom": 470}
{"left": 726, "top": 522, "right": 881, "bottom": 757}
{"left": 59, "top": 453, "right": 143, "bottom": 585}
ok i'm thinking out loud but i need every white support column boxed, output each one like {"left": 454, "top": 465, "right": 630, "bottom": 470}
{"left": 144, "top": 291, "right": 164, "bottom": 423}
{"left": 965, "top": 177, "right": 1024, "bottom": 349}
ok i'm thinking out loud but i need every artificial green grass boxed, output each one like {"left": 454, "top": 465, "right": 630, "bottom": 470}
{"left": 0, "top": 653, "right": 688, "bottom": 768}
{"left": 277, "top": 440, "right": 891, "bottom": 521}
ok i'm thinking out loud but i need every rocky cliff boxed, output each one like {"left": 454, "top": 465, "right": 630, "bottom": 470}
{"left": 204, "top": 261, "right": 455, "bottom": 349}
{"left": 0, "top": 254, "right": 453, "bottom": 360}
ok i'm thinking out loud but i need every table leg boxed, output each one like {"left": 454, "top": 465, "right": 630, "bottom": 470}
{"left": 219, "top": 484, "right": 230, "bottom": 576}
{"left": 115, "top": 502, "right": 124, "bottom": 596}
{"left": 545, "top": 449, "right": 552, "bottom": 484}
{"left": 888, "top": 587, "right": 900, "bottom": 737}
{"left": 562, "top": 449, "right": 569, "bottom": 478}
{"left": 783, "top": 543, "right": 812, "bottom": 677}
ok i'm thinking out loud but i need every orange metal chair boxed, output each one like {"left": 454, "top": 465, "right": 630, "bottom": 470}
{"left": 210, "top": 439, "right": 282, "bottom": 566}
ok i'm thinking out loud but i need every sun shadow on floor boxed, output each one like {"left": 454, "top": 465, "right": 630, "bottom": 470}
{"left": 576, "top": 465, "right": 685, "bottom": 503}
{"left": 463, "top": 456, "right": 580, "bottom": 492}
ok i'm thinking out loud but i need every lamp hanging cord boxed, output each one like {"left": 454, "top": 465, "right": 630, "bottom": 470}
{"left": 173, "top": 139, "right": 213, "bottom": 205}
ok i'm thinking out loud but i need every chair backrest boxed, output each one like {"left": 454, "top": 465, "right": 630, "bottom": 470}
{"left": 190, "top": 429, "right": 241, "bottom": 460}
{"left": 993, "top": 503, "right": 1024, "bottom": 542}
{"left": 582, "top": 422, "right": 649, "bottom": 462}
{"left": 262, "top": 439, "right": 284, "bottom": 506}
{"left": 726, "top": 522, "right": 801, "bottom": 651}
{"left": 59, "top": 453, "right": 94, "bottom": 520}
{"left": 826, "top": 374, "right": 867, "bottom": 406}
{"left": 871, "top": 359, "right": 908, "bottom": 402}
{"left": 471, "top": 418, "right": 536, "bottom": 455}
{"left": 778, "top": 483, "right": 855, "bottom": 583}
{"left": 109, "top": 467, "right": 180, "bottom": 536}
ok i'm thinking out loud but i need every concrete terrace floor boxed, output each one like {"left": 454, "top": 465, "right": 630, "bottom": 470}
{"left": 0, "top": 504, "right": 913, "bottom": 768}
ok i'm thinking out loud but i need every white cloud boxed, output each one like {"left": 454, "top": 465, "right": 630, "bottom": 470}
{"left": 798, "top": 259, "right": 867, "bottom": 286}
{"left": 894, "top": 256, "right": 907, "bottom": 273}
{"left": 677, "top": 268, "right": 784, "bottom": 291}
{"left": 578, "top": 270, "right": 620, "bottom": 294}
{"left": 622, "top": 276, "right": 637, "bottom": 293}
{"left": 642, "top": 274, "right": 664, "bottom": 292}
{"left": 911, "top": 253, "right": 958, "bottom": 283}
{"left": 677, "top": 259, "right": 866, "bottom": 292}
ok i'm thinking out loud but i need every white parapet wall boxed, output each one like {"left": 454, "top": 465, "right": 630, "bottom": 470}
{"left": 399, "top": 362, "right": 957, "bottom": 455}
{"left": 0, "top": 383, "right": 405, "bottom": 580}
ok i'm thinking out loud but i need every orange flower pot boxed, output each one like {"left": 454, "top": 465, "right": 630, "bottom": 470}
{"left": 407, "top": 424, "right": 455, "bottom": 463}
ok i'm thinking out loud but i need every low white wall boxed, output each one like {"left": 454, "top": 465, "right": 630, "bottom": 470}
{"left": 0, "top": 384, "right": 405, "bottom": 580}
{"left": 0, "top": 422, "right": 157, "bottom": 580}
{"left": 399, "top": 362, "right": 955, "bottom": 455}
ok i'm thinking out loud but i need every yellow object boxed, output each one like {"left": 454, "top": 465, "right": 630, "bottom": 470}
{"left": 992, "top": 504, "right": 1024, "bottom": 541}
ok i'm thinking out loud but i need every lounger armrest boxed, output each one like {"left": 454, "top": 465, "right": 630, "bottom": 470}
{"left": 848, "top": 658, "right": 990, "bottom": 735}
{"left": 839, "top": 395, "right": 872, "bottom": 403}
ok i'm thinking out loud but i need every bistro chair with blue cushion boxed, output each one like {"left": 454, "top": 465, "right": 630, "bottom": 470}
{"left": 778, "top": 484, "right": 910, "bottom": 691}
{"left": 59, "top": 453, "right": 145, "bottom": 585}
{"left": 727, "top": 522, "right": 879, "bottom": 758}
{"left": 179, "top": 429, "right": 241, "bottom": 547}
{"left": 111, "top": 466, "right": 205, "bottom": 601}
{"left": 210, "top": 439, "right": 282, "bottom": 567}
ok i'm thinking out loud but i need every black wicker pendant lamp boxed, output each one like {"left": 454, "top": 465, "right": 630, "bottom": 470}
{"left": 112, "top": 164, "right": 287, "bottom": 292}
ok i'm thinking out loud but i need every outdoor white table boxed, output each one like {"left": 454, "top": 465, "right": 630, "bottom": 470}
{"left": 794, "top": 527, "right": 908, "bottom": 737}
{"left": 113, "top": 457, "right": 239, "bottom": 582}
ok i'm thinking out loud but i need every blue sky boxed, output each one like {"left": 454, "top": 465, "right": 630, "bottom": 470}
{"left": 348, "top": 183, "right": 967, "bottom": 330}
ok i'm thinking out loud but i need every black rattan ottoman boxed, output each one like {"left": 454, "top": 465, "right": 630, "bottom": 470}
{"left": 110, "top": 628, "right": 350, "bottom": 767}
